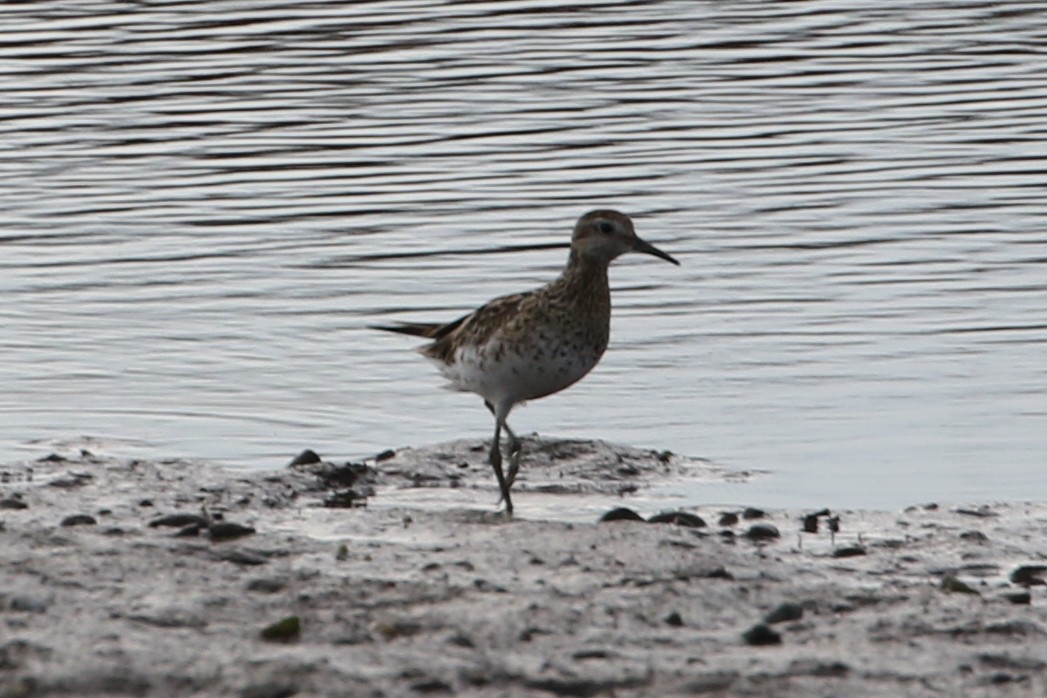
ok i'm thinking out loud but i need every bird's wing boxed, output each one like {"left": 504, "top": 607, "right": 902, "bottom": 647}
{"left": 422, "top": 290, "right": 533, "bottom": 363}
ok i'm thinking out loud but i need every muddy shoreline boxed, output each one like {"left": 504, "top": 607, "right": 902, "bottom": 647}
{"left": 2, "top": 440, "right": 1046, "bottom": 697}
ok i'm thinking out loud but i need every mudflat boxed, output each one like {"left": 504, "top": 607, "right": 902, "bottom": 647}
{"left": 2, "top": 440, "right": 1045, "bottom": 697}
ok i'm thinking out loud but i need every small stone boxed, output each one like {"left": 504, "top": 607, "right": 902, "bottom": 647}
{"left": 149, "top": 513, "right": 209, "bottom": 528}
{"left": 175, "top": 523, "right": 202, "bottom": 537}
{"left": 718, "top": 512, "right": 739, "bottom": 527}
{"left": 648, "top": 511, "right": 706, "bottom": 527}
{"left": 664, "top": 611, "right": 684, "bottom": 627}
{"left": 1010, "top": 565, "right": 1047, "bottom": 586}
{"left": 0, "top": 497, "right": 28, "bottom": 510}
{"left": 827, "top": 516, "right": 841, "bottom": 533}
{"left": 218, "top": 550, "right": 267, "bottom": 566}
{"left": 336, "top": 543, "right": 349, "bottom": 561}
{"left": 832, "top": 545, "right": 867, "bottom": 558}
{"left": 742, "top": 507, "right": 766, "bottom": 520}
{"left": 246, "top": 577, "right": 288, "bottom": 593}
{"left": 765, "top": 602, "right": 804, "bottom": 624}
{"left": 599, "top": 507, "right": 644, "bottom": 523}
{"left": 942, "top": 575, "right": 980, "bottom": 595}
{"left": 208, "top": 522, "right": 255, "bottom": 542}
{"left": 375, "top": 449, "right": 396, "bottom": 462}
{"left": 1003, "top": 591, "right": 1031, "bottom": 605}
{"left": 742, "top": 623, "right": 781, "bottom": 646}
{"left": 744, "top": 523, "right": 780, "bottom": 541}
{"left": 960, "top": 530, "right": 989, "bottom": 543}
{"left": 288, "top": 449, "right": 322, "bottom": 467}
{"left": 802, "top": 513, "right": 819, "bottom": 533}
{"left": 260, "top": 616, "right": 300, "bottom": 642}
{"left": 60, "top": 514, "right": 97, "bottom": 527}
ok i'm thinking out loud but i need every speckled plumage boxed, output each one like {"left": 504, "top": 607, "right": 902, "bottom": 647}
{"left": 373, "top": 210, "right": 679, "bottom": 514}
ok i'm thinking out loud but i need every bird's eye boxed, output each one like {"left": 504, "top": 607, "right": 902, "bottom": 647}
{"left": 596, "top": 221, "right": 614, "bottom": 235}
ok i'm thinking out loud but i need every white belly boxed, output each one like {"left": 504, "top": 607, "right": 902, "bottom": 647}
{"left": 434, "top": 337, "right": 603, "bottom": 406}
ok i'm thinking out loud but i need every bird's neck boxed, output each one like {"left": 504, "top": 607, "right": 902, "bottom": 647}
{"left": 557, "top": 250, "right": 612, "bottom": 301}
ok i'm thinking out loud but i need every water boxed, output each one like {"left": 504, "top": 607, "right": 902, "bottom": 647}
{"left": 2, "top": 0, "right": 1046, "bottom": 510}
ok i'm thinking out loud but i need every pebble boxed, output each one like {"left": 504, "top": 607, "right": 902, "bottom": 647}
{"left": 742, "top": 623, "right": 782, "bottom": 646}
{"left": 744, "top": 523, "right": 780, "bottom": 541}
{"left": 60, "top": 514, "right": 97, "bottom": 527}
{"left": 208, "top": 522, "right": 256, "bottom": 542}
{"left": 599, "top": 507, "right": 644, "bottom": 523}
{"left": 764, "top": 602, "right": 804, "bottom": 624}
{"left": 647, "top": 511, "right": 706, "bottom": 527}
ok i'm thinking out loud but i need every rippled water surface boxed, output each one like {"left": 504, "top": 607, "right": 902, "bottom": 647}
{"left": 3, "top": 0, "right": 1046, "bottom": 509}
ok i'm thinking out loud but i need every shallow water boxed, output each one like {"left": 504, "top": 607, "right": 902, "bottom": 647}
{"left": 2, "top": 0, "right": 1046, "bottom": 509}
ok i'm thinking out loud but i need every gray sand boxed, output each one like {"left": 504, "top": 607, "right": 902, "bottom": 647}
{"left": 2, "top": 440, "right": 1046, "bottom": 697}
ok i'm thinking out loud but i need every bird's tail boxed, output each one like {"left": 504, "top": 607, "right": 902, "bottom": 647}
{"left": 369, "top": 322, "right": 445, "bottom": 339}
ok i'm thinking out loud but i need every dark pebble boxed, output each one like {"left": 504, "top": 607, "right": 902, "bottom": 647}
{"left": 247, "top": 577, "right": 288, "bottom": 593}
{"left": 149, "top": 513, "right": 209, "bottom": 528}
{"left": 941, "top": 575, "right": 979, "bottom": 595}
{"left": 742, "top": 623, "right": 782, "bottom": 646}
{"left": 0, "top": 497, "right": 28, "bottom": 510}
{"left": 718, "top": 512, "right": 739, "bottom": 527}
{"left": 241, "top": 684, "right": 298, "bottom": 698}
{"left": 1010, "top": 565, "right": 1047, "bottom": 586}
{"left": 175, "top": 523, "right": 202, "bottom": 537}
{"left": 956, "top": 506, "right": 998, "bottom": 518}
{"left": 664, "top": 611, "right": 684, "bottom": 627}
{"left": 744, "top": 523, "right": 780, "bottom": 541}
{"left": 375, "top": 449, "right": 396, "bottom": 462}
{"left": 218, "top": 549, "right": 268, "bottom": 566}
{"left": 138, "top": 498, "right": 153, "bottom": 507}
{"left": 288, "top": 448, "right": 322, "bottom": 467}
{"left": 742, "top": 507, "right": 766, "bottom": 520}
{"left": 209, "top": 522, "right": 256, "bottom": 542}
{"left": 1003, "top": 591, "right": 1031, "bottom": 605}
{"left": 60, "top": 514, "right": 97, "bottom": 527}
{"left": 765, "top": 602, "right": 804, "bottom": 624}
{"left": 599, "top": 507, "right": 644, "bottom": 523}
{"left": 827, "top": 516, "right": 841, "bottom": 533}
{"left": 832, "top": 545, "right": 867, "bottom": 558}
{"left": 960, "top": 530, "right": 990, "bottom": 542}
{"left": 648, "top": 511, "right": 706, "bottom": 527}
{"left": 410, "top": 678, "right": 452, "bottom": 693}
{"left": 260, "top": 615, "right": 301, "bottom": 642}
{"left": 37, "top": 453, "right": 68, "bottom": 463}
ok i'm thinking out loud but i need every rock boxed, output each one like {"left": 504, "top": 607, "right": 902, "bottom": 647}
{"left": 1003, "top": 591, "right": 1031, "bottom": 605}
{"left": 959, "top": 530, "right": 989, "bottom": 542}
{"left": 664, "top": 611, "right": 684, "bottom": 627}
{"left": 764, "top": 602, "right": 804, "bottom": 624}
{"left": 60, "top": 514, "right": 97, "bottom": 527}
{"left": 647, "top": 511, "right": 706, "bottom": 527}
{"left": 742, "top": 623, "right": 781, "bottom": 646}
{"left": 149, "top": 513, "right": 209, "bottom": 528}
{"left": 941, "top": 575, "right": 980, "bottom": 595}
{"left": 0, "top": 496, "right": 28, "bottom": 510}
{"left": 742, "top": 507, "right": 765, "bottom": 520}
{"left": 718, "top": 512, "right": 739, "bottom": 527}
{"left": 1010, "top": 565, "right": 1047, "bottom": 586}
{"left": 832, "top": 545, "right": 867, "bottom": 558}
{"left": 208, "top": 522, "right": 256, "bottom": 542}
{"left": 599, "top": 507, "right": 644, "bottom": 523}
{"left": 260, "top": 616, "right": 301, "bottom": 642}
{"left": 744, "top": 523, "right": 780, "bottom": 541}
{"left": 288, "top": 449, "right": 322, "bottom": 467}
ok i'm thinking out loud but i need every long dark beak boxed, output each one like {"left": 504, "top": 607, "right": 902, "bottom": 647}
{"left": 633, "top": 236, "right": 680, "bottom": 265}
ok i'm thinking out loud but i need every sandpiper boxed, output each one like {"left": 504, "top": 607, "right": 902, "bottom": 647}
{"left": 373, "top": 210, "right": 679, "bottom": 514}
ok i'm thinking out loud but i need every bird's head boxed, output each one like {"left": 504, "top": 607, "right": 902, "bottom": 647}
{"left": 571, "top": 210, "right": 679, "bottom": 266}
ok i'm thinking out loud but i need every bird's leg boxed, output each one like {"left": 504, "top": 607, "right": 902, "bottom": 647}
{"left": 487, "top": 401, "right": 514, "bottom": 515}
{"left": 505, "top": 447, "right": 522, "bottom": 489}
{"left": 485, "top": 400, "right": 521, "bottom": 455}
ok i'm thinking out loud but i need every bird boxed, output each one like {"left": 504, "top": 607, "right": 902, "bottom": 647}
{"left": 372, "top": 209, "right": 679, "bottom": 514}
